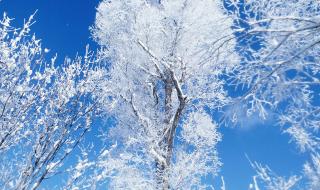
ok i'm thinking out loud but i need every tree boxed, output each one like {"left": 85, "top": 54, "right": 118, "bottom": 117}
{"left": 224, "top": 0, "right": 320, "bottom": 189}
{"left": 0, "top": 11, "right": 104, "bottom": 189}
{"left": 229, "top": 0, "right": 320, "bottom": 152}
{"left": 90, "top": 0, "right": 237, "bottom": 189}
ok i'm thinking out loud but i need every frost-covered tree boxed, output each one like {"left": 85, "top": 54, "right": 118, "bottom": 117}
{"left": 228, "top": 0, "right": 320, "bottom": 153}
{"left": 91, "top": 0, "right": 237, "bottom": 189}
{"left": 0, "top": 12, "right": 104, "bottom": 189}
{"left": 224, "top": 0, "right": 320, "bottom": 189}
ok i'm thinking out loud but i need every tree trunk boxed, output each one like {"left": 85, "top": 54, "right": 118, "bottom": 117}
{"left": 156, "top": 73, "right": 186, "bottom": 190}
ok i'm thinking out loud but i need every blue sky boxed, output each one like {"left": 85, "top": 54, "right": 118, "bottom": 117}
{"left": 0, "top": 0, "right": 100, "bottom": 60}
{"left": 0, "top": 1, "right": 309, "bottom": 189}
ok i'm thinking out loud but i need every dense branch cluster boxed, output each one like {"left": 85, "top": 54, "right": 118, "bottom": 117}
{"left": 229, "top": 0, "right": 320, "bottom": 152}
{"left": 90, "top": 0, "right": 236, "bottom": 189}
{"left": 0, "top": 13, "right": 104, "bottom": 189}
{"left": 226, "top": 0, "right": 320, "bottom": 189}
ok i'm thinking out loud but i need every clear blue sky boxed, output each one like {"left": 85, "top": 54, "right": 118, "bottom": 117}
{"left": 0, "top": 1, "right": 309, "bottom": 189}
{"left": 0, "top": 0, "right": 100, "bottom": 60}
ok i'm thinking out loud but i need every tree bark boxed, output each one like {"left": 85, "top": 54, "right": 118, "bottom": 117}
{"left": 156, "top": 71, "right": 186, "bottom": 190}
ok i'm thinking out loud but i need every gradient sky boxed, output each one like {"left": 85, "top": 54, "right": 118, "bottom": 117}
{"left": 0, "top": 1, "right": 309, "bottom": 189}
